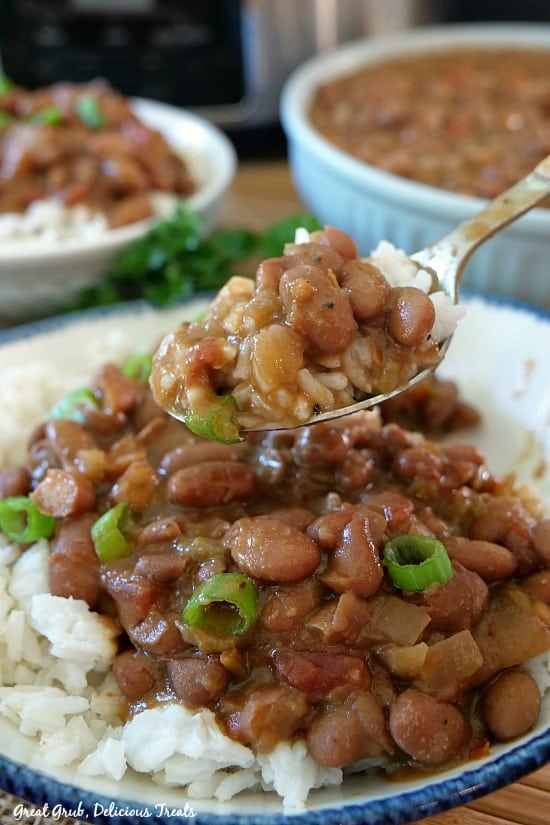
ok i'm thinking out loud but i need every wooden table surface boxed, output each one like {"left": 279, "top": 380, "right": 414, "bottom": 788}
{"left": 2, "top": 158, "right": 549, "bottom": 825}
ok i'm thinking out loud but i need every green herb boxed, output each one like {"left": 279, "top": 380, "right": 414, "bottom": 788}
{"left": 49, "top": 388, "right": 99, "bottom": 423}
{"left": 91, "top": 502, "right": 132, "bottom": 563}
{"left": 184, "top": 393, "right": 243, "bottom": 444}
{"left": 0, "top": 496, "right": 56, "bottom": 543}
{"left": 383, "top": 534, "right": 454, "bottom": 592}
{"left": 0, "top": 112, "right": 12, "bottom": 129}
{"left": 75, "top": 95, "right": 105, "bottom": 129}
{"left": 28, "top": 105, "right": 64, "bottom": 125}
{"left": 122, "top": 353, "right": 153, "bottom": 383}
{"left": 182, "top": 572, "right": 258, "bottom": 636}
{"left": 72, "top": 206, "right": 322, "bottom": 311}
{"left": 0, "top": 75, "right": 13, "bottom": 96}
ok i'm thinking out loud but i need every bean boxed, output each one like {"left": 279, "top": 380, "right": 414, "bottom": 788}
{"left": 0, "top": 466, "right": 30, "bottom": 498}
{"left": 225, "top": 515, "right": 320, "bottom": 582}
{"left": 279, "top": 264, "right": 357, "bottom": 355}
{"left": 31, "top": 468, "right": 96, "bottom": 518}
{"left": 422, "top": 563, "right": 489, "bottom": 632}
{"left": 255, "top": 257, "right": 286, "bottom": 292}
{"left": 112, "top": 650, "right": 155, "bottom": 699}
{"left": 310, "top": 226, "right": 359, "bottom": 261}
{"left": 293, "top": 422, "right": 350, "bottom": 466}
{"left": 389, "top": 689, "right": 468, "bottom": 764}
{"left": 387, "top": 286, "right": 435, "bottom": 346}
{"left": 225, "top": 684, "right": 309, "bottom": 752}
{"left": 49, "top": 513, "right": 101, "bottom": 606}
{"left": 283, "top": 241, "right": 345, "bottom": 276}
{"left": 445, "top": 537, "right": 517, "bottom": 582}
{"left": 307, "top": 691, "right": 391, "bottom": 767}
{"left": 321, "top": 513, "right": 383, "bottom": 598}
{"left": 168, "top": 461, "right": 256, "bottom": 507}
{"left": 160, "top": 442, "right": 239, "bottom": 475}
{"left": 482, "top": 669, "right": 541, "bottom": 741}
{"left": 166, "top": 656, "right": 229, "bottom": 707}
{"left": 340, "top": 260, "right": 391, "bottom": 320}
{"left": 251, "top": 324, "right": 304, "bottom": 390}
{"left": 533, "top": 518, "right": 550, "bottom": 566}
{"left": 128, "top": 608, "right": 184, "bottom": 655}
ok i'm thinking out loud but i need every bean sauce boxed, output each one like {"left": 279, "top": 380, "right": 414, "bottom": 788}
{"left": 3, "top": 364, "right": 549, "bottom": 776}
{"left": 310, "top": 48, "right": 550, "bottom": 204}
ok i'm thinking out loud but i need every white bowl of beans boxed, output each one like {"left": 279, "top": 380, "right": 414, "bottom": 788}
{"left": 280, "top": 23, "right": 550, "bottom": 307}
{"left": 0, "top": 81, "right": 237, "bottom": 325}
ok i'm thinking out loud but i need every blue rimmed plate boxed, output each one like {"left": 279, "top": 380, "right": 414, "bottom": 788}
{"left": 0, "top": 295, "right": 549, "bottom": 825}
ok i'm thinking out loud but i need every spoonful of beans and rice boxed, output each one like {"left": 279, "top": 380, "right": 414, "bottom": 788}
{"left": 150, "top": 155, "right": 550, "bottom": 444}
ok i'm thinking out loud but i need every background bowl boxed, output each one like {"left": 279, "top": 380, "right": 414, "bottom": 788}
{"left": 280, "top": 23, "right": 550, "bottom": 307}
{"left": 0, "top": 99, "right": 237, "bottom": 326}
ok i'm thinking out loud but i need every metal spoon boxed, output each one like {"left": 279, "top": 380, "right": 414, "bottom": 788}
{"left": 251, "top": 153, "right": 550, "bottom": 430}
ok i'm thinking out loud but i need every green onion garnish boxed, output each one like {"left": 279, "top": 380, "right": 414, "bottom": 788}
{"left": 184, "top": 394, "right": 243, "bottom": 445}
{"left": 28, "top": 105, "right": 64, "bottom": 125}
{"left": 0, "top": 75, "right": 13, "bottom": 96}
{"left": 122, "top": 353, "right": 153, "bottom": 383}
{"left": 75, "top": 95, "right": 105, "bottom": 129}
{"left": 0, "top": 496, "right": 56, "bottom": 543}
{"left": 383, "top": 534, "right": 454, "bottom": 592}
{"left": 91, "top": 502, "right": 132, "bottom": 563}
{"left": 182, "top": 573, "right": 258, "bottom": 636}
{"left": 49, "top": 388, "right": 99, "bottom": 423}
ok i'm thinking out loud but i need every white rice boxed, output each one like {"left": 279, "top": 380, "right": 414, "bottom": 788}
{"left": 0, "top": 192, "right": 179, "bottom": 249}
{"left": 0, "top": 245, "right": 545, "bottom": 810}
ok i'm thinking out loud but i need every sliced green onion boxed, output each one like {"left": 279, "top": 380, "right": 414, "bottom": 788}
{"left": 183, "top": 572, "right": 258, "bottom": 636}
{"left": 185, "top": 394, "right": 243, "bottom": 445}
{"left": 91, "top": 502, "right": 132, "bottom": 563}
{"left": 383, "top": 534, "right": 454, "bottom": 592}
{"left": 49, "top": 388, "right": 99, "bottom": 423}
{"left": 28, "top": 105, "right": 64, "bottom": 125}
{"left": 0, "top": 496, "right": 56, "bottom": 542}
{"left": 122, "top": 353, "right": 153, "bottom": 383}
{"left": 76, "top": 95, "right": 105, "bottom": 129}
{"left": 0, "top": 75, "right": 13, "bottom": 96}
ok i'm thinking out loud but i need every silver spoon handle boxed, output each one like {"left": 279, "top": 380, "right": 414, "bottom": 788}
{"left": 410, "top": 154, "right": 550, "bottom": 301}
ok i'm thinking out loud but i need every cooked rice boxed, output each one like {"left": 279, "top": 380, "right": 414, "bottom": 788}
{"left": 0, "top": 262, "right": 546, "bottom": 812}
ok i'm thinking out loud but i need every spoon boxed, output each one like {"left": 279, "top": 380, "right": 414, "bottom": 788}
{"left": 253, "top": 153, "right": 550, "bottom": 430}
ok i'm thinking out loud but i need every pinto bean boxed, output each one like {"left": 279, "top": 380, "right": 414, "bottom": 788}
{"left": 167, "top": 656, "right": 229, "bottom": 707}
{"left": 128, "top": 608, "right": 184, "bottom": 655}
{"left": 168, "top": 461, "right": 256, "bottom": 507}
{"left": 445, "top": 537, "right": 517, "bottom": 582}
{"left": 31, "top": 468, "right": 96, "bottom": 518}
{"left": 310, "top": 226, "right": 359, "bottom": 261}
{"left": 306, "top": 506, "right": 355, "bottom": 550}
{"left": 279, "top": 264, "right": 357, "bottom": 355}
{"left": 95, "top": 362, "right": 142, "bottom": 415}
{"left": 482, "top": 669, "right": 541, "bottom": 741}
{"left": 283, "top": 241, "right": 345, "bottom": 276}
{"left": 422, "top": 562, "right": 489, "bottom": 632}
{"left": 49, "top": 513, "right": 101, "bottom": 606}
{"left": 293, "top": 422, "right": 350, "bottom": 466}
{"left": 470, "top": 496, "right": 538, "bottom": 576}
{"left": 255, "top": 257, "right": 286, "bottom": 292}
{"left": 159, "top": 442, "right": 239, "bottom": 475}
{"left": 387, "top": 286, "right": 435, "bottom": 347}
{"left": 307, "top": 691, "right": 392, "bottom": 767}
{"left": 112, "top": 650, "right": 155, "bottom": 699}
{"left": 392, "top": 444, "right": 444, "bottom": 485}
{"left": 260, "top": 577, "right": 325, "bottom": 632}
{"left": 225, "top": 515, "right": 320, "bottom": 582}
{"left": 321, "top": 513, "right": 383, "bottom": 598}
{"left": 340, "top": 260, "right": 391, "bottom": 320}
{"left": 389, "top": 689, "right": 468, "bottom": 764}
{"left": 533, "top": 518, "right": 550, "bottom": 566}
{"left": 0, "top": 466, "right": 30, "bottom": 498}
{"left": 134, "top": 549, "right": 188, "bottom": 583}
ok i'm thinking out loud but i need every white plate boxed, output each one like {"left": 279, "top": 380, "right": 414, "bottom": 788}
{"left": 0, "top": 295, "right": 549, "bottom": 825}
